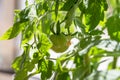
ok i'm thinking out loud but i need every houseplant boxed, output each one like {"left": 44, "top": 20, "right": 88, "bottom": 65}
{"left": 1, "top": 0, "right": 120, "bottom": 80}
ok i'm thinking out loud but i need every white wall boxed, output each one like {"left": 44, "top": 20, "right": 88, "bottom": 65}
{"left": 0, "top": 0, "right": 15, "bottom": 71}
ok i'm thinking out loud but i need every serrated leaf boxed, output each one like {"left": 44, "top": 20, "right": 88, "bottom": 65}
{"left": 38, "top": 59, "right": 47, "bottom": 80}
{"left": 106, "top": 15, "right": 120, "bottom": 42}
{"left": 22, "top": 22, "right": 35, "bottom": 44}
{"left": 38, "top": 59, "right": 53, "bottom": 80}
{"left": 0, "top": 22, "right": 25, "bottom": 40}
{"left": 37, "top": 33, "right": 52, "bottom": 53}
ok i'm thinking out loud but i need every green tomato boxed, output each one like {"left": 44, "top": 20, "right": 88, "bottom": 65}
{"left": 49, "top": 34, "right": 70, "bottom": 53}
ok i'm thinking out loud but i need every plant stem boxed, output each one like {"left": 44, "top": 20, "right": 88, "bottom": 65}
{"left": 112, "top": 57, "right": 117, "bottom": 69}
{"left": 116, "top": 0, "right": 120, "bottom": 13}
{"left": 53, "top": 72, "right": 58, "bottom": 80}
{"left": 84, "top": 54, "right": 91, "bottom": 75}
{"left": 25, "top": 71, "right": 39, "bottom": 79}
{"left": 112, "top": 42, "right": 119, "bottom": 69}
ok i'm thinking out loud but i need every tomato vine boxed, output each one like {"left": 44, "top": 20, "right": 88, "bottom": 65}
{"left": 1, "top": 0, "right": 120, "bottom": 80}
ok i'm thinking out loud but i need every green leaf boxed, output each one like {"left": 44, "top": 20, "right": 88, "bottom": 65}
{"left": 106, "top": 15, "right": 120, "bottom": 42}
{"left": 19, "top": 7, "right": 30, "bottom": 22}
{"left": 12, "top": 56, "right": 23, "bottom": 72}
{"left": 101, "top": 0, "right": 108, "bottom": 11}
{"left": 0, "top": 6, "right": 32, "bottom": 40}
{"left": 0, "top": 22, "right": 25, "bottom": 40}
{"left": 43, "top": 1, "right": 48, "bottom": 11}
{"left": 38, "top": 59, "right": 48, "bottom": 80}
{"left": 36, "top": 2, "right": 43, "bottom": 16}
{"left": 37, "top": 33, "right": 52, "bottom": 53}
{"left": 56, "top": 59, "right": 63, "bottom": 72}
{"left": 74, "top": 54, "right": 83, "bottom": 67}
{"left": 89, "top": 29, "right": 103, "bottom": 35}
{"left": 14, "top": 70, "right": 27, "bottom": 80}
{"left": 79, "top": 39, "right": 100, "bottom": 55}
{"left": 81, "top": 0, "right": 108, "bottom": 31}
{"left": 19, "top": 5, "right": 37, "bottom": 22}
{"left": 80, "top": 36, "right": 92, "bottom": 49}
{"left": 12, "top": 55, "right": 29, "bottom": 80}
{"left": 61, "top": 0, "right": 78, "bottom": 11}
{"left": 25, "top": 0, "right": 29, "bottom": 7}
{"left": 57, "top": 72, "right": 70, "bottom": 80}
{"left": 79, "top": 1, "right": 86, "bottom": 13}
{"left": 64, "top": 3, "right": 76, "bottom": 29}
{"left": 12, "top": 45, "right": 36, "bottom": 80}
{"left": 38, "top": 59, "right": 53, "bottom": 80}
{"left": 73, "top": 66, "right": 87, "bottom": 80}
{"left": 85, "top": 3, "right": 101, "bottom": 31}
{"left": 35, "top": 0, "right": 41, "bottom": 3}
{"left": 47, "top": 60, "right": 54, "bottom": 78}
{"left": 22, "top": 22, "right": 35, "bottom": 44}
{"left": 74, "top": 17, "right": 86, "bottom": 33}
{"left": 12, "top": 45, "right": 31, "bottom": 71}
{"left": 41, "top": 13, "right": 52, "bottom": 34}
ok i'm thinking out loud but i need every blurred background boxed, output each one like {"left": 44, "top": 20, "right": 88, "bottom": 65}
{"left": 0, "top": 0, "right": 27, "bottom": 80}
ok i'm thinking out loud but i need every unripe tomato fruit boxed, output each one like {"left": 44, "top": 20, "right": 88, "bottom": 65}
{"left": 49, "top": 34, "right": 71, "bottom": 53}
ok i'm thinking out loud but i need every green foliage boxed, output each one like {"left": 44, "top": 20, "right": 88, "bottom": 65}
{"left": 0, "top": 22, "right": 25, "bottom": 40}
{"left": 38, "top": 59, "right": 53, "bottom": 80}
{"left": 56, "top": 72, "right": 70, "bottom": 80}
{"left": 106, "top": 14, "right": 120, "bottom": 42}
{"left": 1, "top": 0, "right": 120, "bottom": 80}
{"left": 79, "top": 0, "right": 108, "bottom": 31}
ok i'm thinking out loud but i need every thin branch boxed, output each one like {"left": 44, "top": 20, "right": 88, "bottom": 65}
{"left": 25, "top": 71, "right": 39, "bottom": 79}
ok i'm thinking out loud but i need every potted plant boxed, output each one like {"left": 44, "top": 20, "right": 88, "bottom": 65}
{"left": 1, "top": 0, "right": 120, "bottom": 80}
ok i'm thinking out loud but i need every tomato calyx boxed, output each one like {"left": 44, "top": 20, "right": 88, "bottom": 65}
{"left": 50, "top": 20, "right": 73, "bottom": 53}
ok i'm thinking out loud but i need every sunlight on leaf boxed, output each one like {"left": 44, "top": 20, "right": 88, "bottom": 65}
{"left": 0, "top": 22, "right": 25, "bottom": 40}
